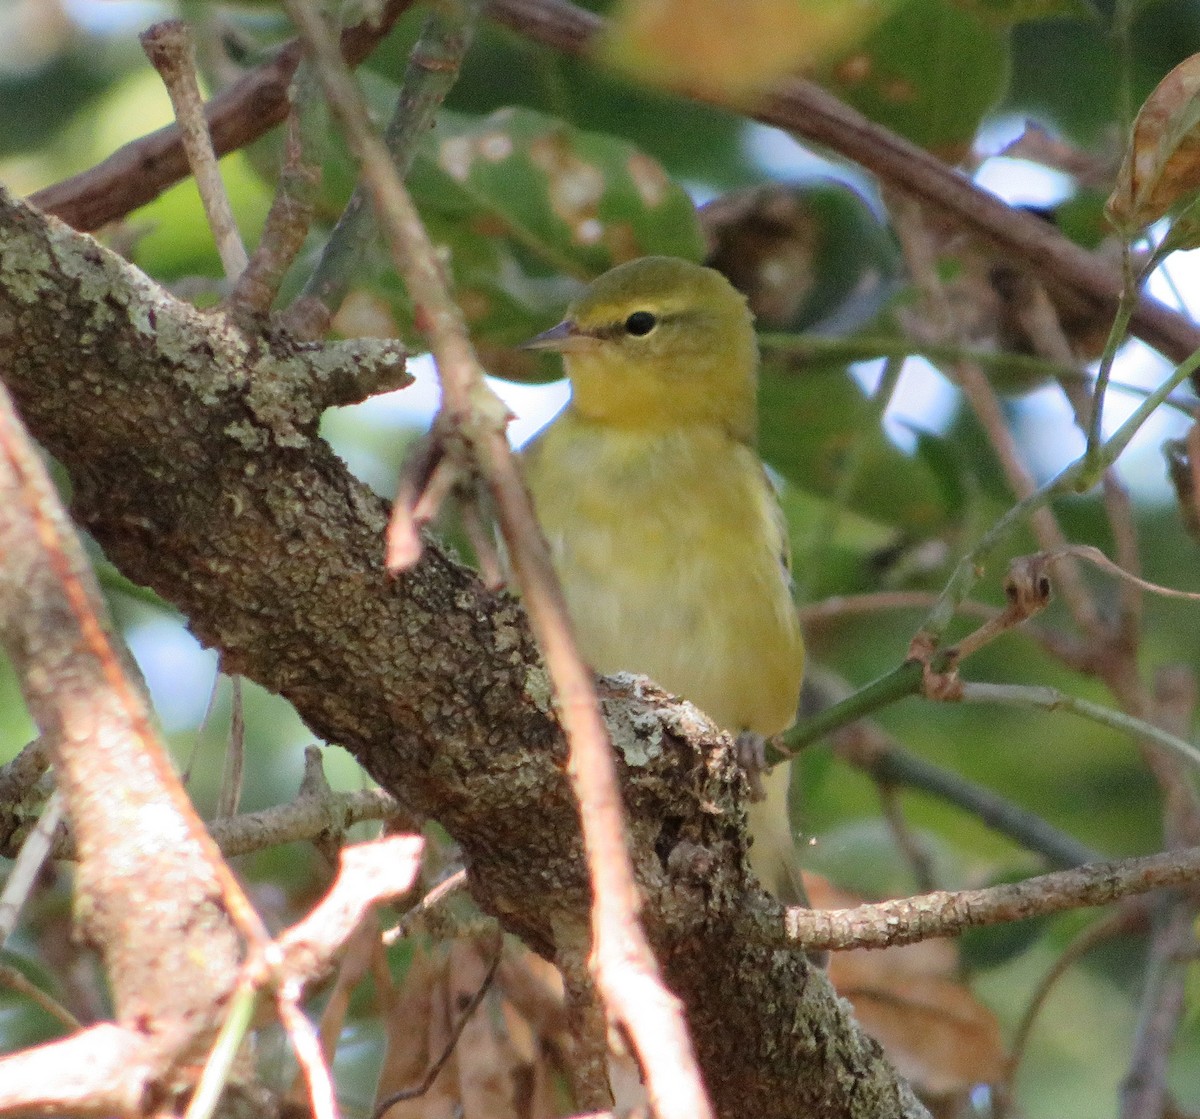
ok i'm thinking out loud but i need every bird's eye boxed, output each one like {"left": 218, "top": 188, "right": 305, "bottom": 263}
{"left": 623, "top": 311, "right": 658, "bottom": 337}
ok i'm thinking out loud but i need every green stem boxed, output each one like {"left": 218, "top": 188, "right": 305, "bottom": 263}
{"left": 960, "top": 682, "right": 1200, "bottom": 774}
{"left": 184, "top": 978, "right": 259, "bottom": 1119}
{"left": 780, "top": 660, "right": 923, "bottom": 754}
{"left": 759, "top": 333, "right": 1194, "bottom": 415}
{"left": 297, "top": 0, "right": 483, "bottom": 317}
{"left": 1082, "top": 253, "right": 1139, "bottom": 474}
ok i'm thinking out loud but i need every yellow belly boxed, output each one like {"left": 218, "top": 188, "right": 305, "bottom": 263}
{"left": 523, "top": 414, "right": 804, "bottom": 736}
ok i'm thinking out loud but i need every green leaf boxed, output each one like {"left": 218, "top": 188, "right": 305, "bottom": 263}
{"left": 819, "top": 0, "right": 1011, "bottom": 153}
{"left": 413, "top": 106, "right": 704, "bottom": 279}
{"left": 956, "top": 0, "right": 1098, "bottom": 24}
{"left": 758, "top": 362, "right": 951, "bottom": 531}
{"left": 374, "top": 104, "right": 705, "bottom": 378}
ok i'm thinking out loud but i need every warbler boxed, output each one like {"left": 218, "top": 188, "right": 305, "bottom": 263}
{"left": 520, "top": 256, "right": 806, "bottom": 899}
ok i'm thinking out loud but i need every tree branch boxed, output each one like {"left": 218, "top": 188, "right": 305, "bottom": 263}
{"left": 27, "top": 0, "right": 418, "bottom": 232}
{"left": 787, "top": 844, "right": 1200, "bottom": 951}
{"left": 484, "top": 0, "right": 1200, "bottom": 366}
{"left": 0, "top": 186, "right": 929, "bottom": 1119}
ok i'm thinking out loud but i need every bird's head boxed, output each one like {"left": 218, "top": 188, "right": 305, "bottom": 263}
{"left": 522, "top": 257, "right": 758, "bottom": 440}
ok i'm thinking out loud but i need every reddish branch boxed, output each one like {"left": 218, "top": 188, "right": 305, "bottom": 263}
{"left": 0, "top": 378, "right": 254, "bottom": 1112}
{"left": 28, "top": 0, "right": 1200, "bottom": 368}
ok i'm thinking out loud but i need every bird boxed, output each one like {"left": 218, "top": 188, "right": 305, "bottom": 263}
{"left": 519, "top": 255, "right": 806, "bottom": 900}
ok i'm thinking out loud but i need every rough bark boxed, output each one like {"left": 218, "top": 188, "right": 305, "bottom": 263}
{"left": 0, "top": 188, "right": 929, "bottom": 1119}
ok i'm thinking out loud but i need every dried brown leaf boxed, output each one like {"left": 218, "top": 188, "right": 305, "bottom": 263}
{"left": 1109, "top": 52, "right": 1200, "bottom": 232}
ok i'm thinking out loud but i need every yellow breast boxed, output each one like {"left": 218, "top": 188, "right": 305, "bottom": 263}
{"left": 523, "top": 413, "right": 804, "bottom": 737}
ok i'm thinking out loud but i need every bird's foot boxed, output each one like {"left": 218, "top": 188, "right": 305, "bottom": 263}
{"left": 735, "top": 731, "right": 769, "bottom": 802}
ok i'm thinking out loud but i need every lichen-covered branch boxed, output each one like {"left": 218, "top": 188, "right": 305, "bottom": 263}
{"left": 0, "top": 187, "right": 928, "bottom": 1119}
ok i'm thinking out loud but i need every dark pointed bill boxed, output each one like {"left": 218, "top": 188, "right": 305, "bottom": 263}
{"left": 518, "top": 319, "right": 593, "bottom": 352}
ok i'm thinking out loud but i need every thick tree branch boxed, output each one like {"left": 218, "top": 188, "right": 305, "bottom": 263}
{"left": 0, "top": 188, "right": 928, "bottom": 1119}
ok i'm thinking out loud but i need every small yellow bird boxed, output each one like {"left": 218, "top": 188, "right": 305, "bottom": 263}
{"left": 520, "top": 256, "right": 806, "bottom": 898}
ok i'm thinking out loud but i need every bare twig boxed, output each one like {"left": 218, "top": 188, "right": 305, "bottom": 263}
{"left": 825, "top": 703, "right": 1102, "bottom": 869}
{"left": 278, "top": 984, "right": 340, "bottom": 1119}
{"left": 382, "top": 867, "right": 469, "bottom": 944}
{"left": 889, "top": 194, "right": 1102, "bottom": 639}
{"left": 287, "top": 0, "right": 483, "bottom": 337}
{"left": 0, "top": 791, "right": 63, "bottom": 946}
{"left": 140, "top": 20, "right": 249, "bottom": 281}
{"left": 786, "top": 844, "right": 1200, "bottom": 951}
{"left": 0, "top": 961, "right": 81, "bottom": 1033}
{"left": 229, "top": 61, "right": 326, "bottom": 316}
{"left": 30, "top": 1, "right": 418, "bottom": 232}
{"left": 877, "top": 783, "right": 937, "bottom": 894}
{"left": 215, "top": 676, "right": 245, "bottom": 819}
{"left": 280, "top": 3, "right": 714, "bottom": 1116}
{"left": 1120, "top": 903, "right": 1194, "bottom": 1119}
{"left": 955, "top": 681, "right": 1200, "bottom": 773}
{"left": 0, "top": 375, "right": 261, "bottom": 1111}
{"left": 372, "top": 928, "right": 503, "bottom": 1116}
{"left": 26, "top": 0, "right": 1200, "bottom": 369}
{"left": 1005, "top": 902, "right": 1148, "bottom": 1091}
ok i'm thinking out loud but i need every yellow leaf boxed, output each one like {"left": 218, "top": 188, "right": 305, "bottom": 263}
{"left": 600, "top": 0, "right": 895, "bottom": 101}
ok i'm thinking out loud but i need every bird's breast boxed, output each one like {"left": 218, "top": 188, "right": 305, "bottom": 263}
{"left": 523, "top": 418, "right": 804, "bottom": 736}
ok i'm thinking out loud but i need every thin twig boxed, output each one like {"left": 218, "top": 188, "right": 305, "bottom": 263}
{"left": 31, "top": 1, "right": 418, "bottom": 232}
{"left": 183, "top": 975, "right": 260, "bottom": 1119}
{"left": 1120, "top": 902, "right": 1194, "bottom": 1119}
{"left": 0, "top": 962, "right": 82, "bottom": 1034}
{"left": 1005, "top": 902, "right": 1147, "bottom": 1092}
{"left": 372, "top": 929, "right": 503, "bottom": 1117}
{"left": 786, "top": 843, "right": 1200, "bottom": 951}
{"left": 0, "top": 377, "right": 271, "bottom": 949}
{"left": 140, "top": 20, "right": 249, "bottom": 281}
{"left": 278, "top": 981, "right": 340, "bottom": 1119}
{"left": 759, "top": 334, "right": 1197, "bottom": 417}
{"left": 0, "top": 782, "right": 402, "bottom": 863}
{"left": 823, "top": 694, "right": 1102, "bottom": 869}
{"left": 888, "top": 193, "right": 1102, "bottom": 639}
{"left": 280, "top": 4, "right": 714, "bottom": 1116}
{"left": 795, "top": 354, "right": 904, "bottom": 602}
{"left": 229, "top": 61, "right": 327, "bottom": 316}
{"left": 287, "top": 0, "right": 483, "bottom": 337}
{"left": 215, "top": 676, "right": 245, "bottom": 819}
{"left": 0, "top": 791, "right": 63, "bottom": 947}
{"left": 877, "top": 783, "right": 937, "bottom": 893}
{"left": 956, "top": 681, "right": 1200, "bottom": 774}
{"left": 382, "top": 867, "right": 469, "bottom": 945}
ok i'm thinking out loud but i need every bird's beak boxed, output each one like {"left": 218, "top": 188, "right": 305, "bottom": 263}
{"left": 519, "top": 319, "right": 594, "bottom": 353}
